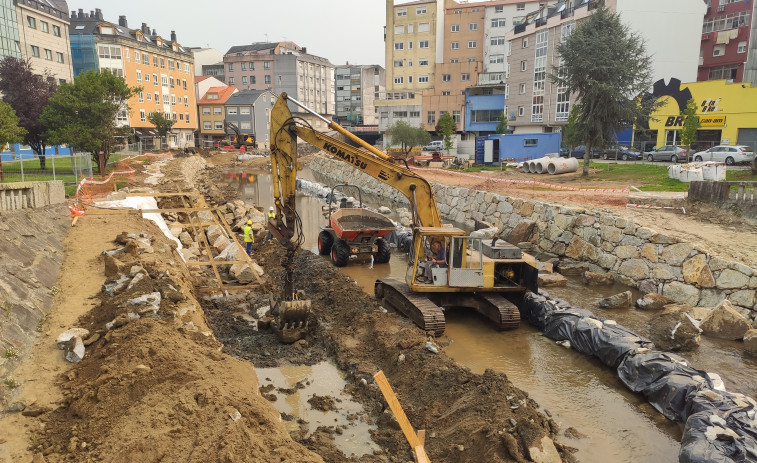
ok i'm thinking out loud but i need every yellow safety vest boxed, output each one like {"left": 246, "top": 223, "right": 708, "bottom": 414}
{"left": 267, "top": 211, "right": 276, "bottom": 220}
{"left": 243, "top": 225, "right": 253, "bottom": 242}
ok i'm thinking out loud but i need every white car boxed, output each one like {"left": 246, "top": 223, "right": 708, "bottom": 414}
{"left": 693, "top": 145, "right": 755, "bottom": 165}
{"left": 422, "top": 140, "right": 444, "bottom": 151}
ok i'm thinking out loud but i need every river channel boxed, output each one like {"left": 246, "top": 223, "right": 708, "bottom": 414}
{"left": 220, "top": 166, "right": 757, "bottom": 463}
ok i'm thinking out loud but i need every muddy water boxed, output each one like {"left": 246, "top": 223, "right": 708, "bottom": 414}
{"left": 225, "top": 168, "right": 756, "bottom": 463}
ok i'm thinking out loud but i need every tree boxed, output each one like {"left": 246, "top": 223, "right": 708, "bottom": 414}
{"left": 41, "top": 70, "right": 138, "bottom": 174}
{"left": 435, "top": 112, "right": 457, "bottom": 153}
{"left": 148, "top": 111, "right": 174, "bottom": 149}
{"left": 495, "top": 112, "right": 508, "bottom": 134}
{"left": 553, "top": 6, "right": 659, "bottom": 176}
{"left": 0, "top": 101, "right": 27, "bottom": 182}
{"left": 387, "top": 120, "right": 430, "bottom": 156}
{"left": 0, "top": 57, "right": 56, "bottom": 169}
{"left": 562, "top": 105, "right": 580, "bottom": 157}
{"left": 679, "top": 98, "right": 701, "bottom": 163}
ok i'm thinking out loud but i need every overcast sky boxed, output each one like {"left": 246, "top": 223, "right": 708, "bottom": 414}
{"left": 70, "top": 0, "right": 388, "bottom": 66}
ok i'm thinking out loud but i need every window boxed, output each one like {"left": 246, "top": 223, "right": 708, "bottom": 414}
{"left": 143, "top": 52, "right": 149, "bottom": 64}
{"left": 702, "top": 11, "right": 751, "bottom": 33}
{"left": 738, "top": 41, "right": 747, "bottom": 53}
{"left": 168, "top": 60, "right": 174, "bottom": 71}
{"left": 185, "top": 113, "right": 190, "bottom": 124}
{"left": 140, "top": 110, "right": 146, "bottom": 122}
{"left": 153, "top": 55, "right": 158, "bottom": 66}
{"left": 418, "top": 23, "right": 430, "bottom": 32}
{"left": 163, "top": 94, "right": 169, "bottom": 105}
{"left": 397, "top": 8, "right": 407, "bottom": 16}
{"left": 410, "top": 111, "right": 420, "bottom": 118}
{"left": 491, "top": 18, "right": 507, "bottom": 28}
{"left": 394, "top": 59, "right": 404, "bottom": 67}
{"left": 524, "top": 139, "right": 538, "bottom": 146}
{"left": 427, "top": 111, "right": 436, "bottom": 124}
{"left": 713, "top": 44, "right": 726, "bottom": 56}
{"left": 408, "top": 75, "right": 413, "bottom": 83}
{"left": 489, "top": 54, "right": 504, "bottom": 64}
{"left": 469, "top": 23, "right": 478, "bottom": 31}
{"left": 161, "top": 75, "right": 169, "bottom": 87}
{"left": 451, "top": 42, "right": 459, "bottom": 50}
{"left": 171, "top": 95, "right": 176, "bottom": 106}
{"left": 154, "top": 92, "right": 159, "bottom": 102}
{"left": 522, "top": 38, "right": 529, "bottom": 48}
{"left": 394, "top": 76, "right": 404, "bottom": 84}
{"left": 419, "top": 57, "right": 429, "bottom": 66}
{"left": 52, "top": 25, "right": 61, "bottom": 37}
{"left": 264, "top": 61, "right": 271, "bottom": 70}
{"left": 393, "top": 111, "right": 408, "bottom": 118}
{"left": 27, "top": 16, "right": 36, "bottom": 29}
{"left": 442, "top": 74, "right": 451, "bottom": 82}
{"left": 408, "top": 59, "right": 413, "bottom": 66}
{"left": 518, "top": 106, "right": 525, "bottom": 116}
{"left": 468, "top": 41, "right": 477, "bottom": 48}
{"left": 520, "top": 83, "right": 526, "bottom": 94}
{"left": 517, "top": 3, "right": 526, "bottom": 11}
{"left": 451, "top": 24, "right": 460, "bottom": 32}
{"left": 40, "top": 21, "right": 48, "bottom": 33}
{"left": 213, "top": 107, "right": 222, "bottom": 115}
{"left": 250, "top": 76, "right": 256, "bottom": 84}
{"left": 249, "top": 62, "right": 254, "bottom": 70}
{"left": 471, "top": 110, "right": 504, "bottom": 122}
{"left": 202, "top": 107, "right": 210, "bottom": 115}
{"left": 442, "top": 91, "right": 450, "bottom": 95}
{"left": 229, "top": 77, "right": 235, "bottom": 84}
{"left": 137, "top": 70, "right": 142, "bottom": 83}
{"left": 265, "top": 75, "right": 271, "bottom": 84}
{"left": 152, "top": 73, "right": 157, "bottom": 84}
{"left": 240, "top": 121, "right": 251, "bottom": 130}
{"left": 408, "top": 24, "right": 414, "bottom": 33}
{"left": 139, "top": 91, "right": 144, "bottom": 103}
{"left": 450, "top": 58, "right": 459, "bottom": 63}
{"left": 240, "top": 107, "right": 251, "bottom": 115}
{"left": 495, "top": 6, "right": 504, "bottom": 13}
{"left": 395, "top": 25, "right": 404, "bottom": 34}
{"left": 395, "top": 42, "right": 404, "bottom": 50}
{"left": 98, "top": 45, "right": 122, "bottom": 60}
{"left": 242, "top": 76, "right": 248, "bottom": 84}
{"left": 241, "top": 62, "right": 246, "bottom": 71}
{"left": 56, "top": 52, "right": 64, "bottom": 63}
{"left": 147, "top": 93, "right": 152, "bottom": 101}
{"left": 182, "top": 79, "right": 187, "bottom": 90}
{"left": 521, "top": 60, "right": 528, "bottom": 71}
{"left": 531, "top": 30, "right": 548, "bottom": 122}
{"left": 409, "top": 41, "right": 413, "bottom": 49}
{"left": 461, "top": 73, "right": 470, "bottom": 81}
{"left": 419, "top": 40, "right": 429, "bottom": 48}
{"left": 214, "top": 121, "right": 223, "bottom": 130}
{"left": 203, "top": 121, "right": 212, "bottom": 130}
{"left": 708, "top": 64, "right": 738, "bottom": 80}
{"left": 227, "top": 107, "right": 238, "bottom": 115}
{"left": 30, "top": 46, "right": 39, "bottom": 57}
{"left": 452, "top": 111, "right": 461, "bottom": 124}
{"left": 418, "top": 75, "right": 429, "bottom": 83}
{"left": 184, "top": 96, "right": 188, "bottom": 107}
{"left": 228, "top": 63, "right": 234, "bottom": 71}
{"left": 417, "top": 6, "right": 426, "bottom": 14}
{"left": 160, "top": 57, "right": 165, "bottom": 69}
{"left": 135, "top": 51, "right": 140, "bottom": 64}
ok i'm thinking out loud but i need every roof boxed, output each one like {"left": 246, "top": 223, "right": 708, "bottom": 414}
{"left": 198, "top": 86, "right": 238, "bottom": 105}
{"left": 394, "top": 0, "right": 435, "bottom": 7}
{"left": 226, "top": 42, "right": 280, "bottom": 55}
{"left": 194, "top": 75, "right": 213, "bottom": 83}
{"left": 69, "top": 14, "right": 190, "bottom": 55}
{"left": 225, "top": 89, "right": 273, "bottom": 105}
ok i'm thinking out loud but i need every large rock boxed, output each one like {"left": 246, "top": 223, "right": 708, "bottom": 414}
{"left": 557, "top": 260, "right": 589, "bottom": 275}
{"left": 507, "top": 221, "right": 535, "bottom": 245}
{"left": 230, "top": 263, "right": 257, "bottom": 284}
{"left": 598, "top": 291, "right": 632, "bottom": 309}
{"left": 538, "top": 273, "right": 568, "bottom": 287}
{"left": 649, "top": 309, "right": 701, "bottom": 351}
{"left": 583, "top": 271, "right": 614, "bottom": 286}
{"left": 744, "top": 329, "right": 757, "bottom": 354}
{"left": 618, "top": 259, "right": 649, "bottom": 280}
{"left": 682, "top": 254, "right": 715, "bottom": 287}
{"left": 636, "top": 293, "right": 674, "bottom": 310}
{"left": 206, "top": 224, "right": 224, "bottom": 244}
{"left": 211, "top": 235, "right": 231, "bottom": 254}
{"left": 699, "top": 300, "right": 754, "bottom": 340}
{"left": 662, "top": 281, "right": 700, "bottom": 307}
{"left": 56, "top": 328, "right": 90, "bottom": 349}
{"left": 716, "top": 269, "right": 750, "bottom": 290}
{"left": 178, "top": 231, "right": 193, "bottom": 247}
{"left": 469, "top": 227, "right": 499, "bottom": 239}
{"left": 64, "top": 336, "right": 86, "bottom": 363}
{"left": 104, "top": 254, "right": 124, "bottom": 278}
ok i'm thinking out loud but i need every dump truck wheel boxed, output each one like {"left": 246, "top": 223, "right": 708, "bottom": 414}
{"left": 331, "top": 240, "right": 350, "bottom": 267}
{"left": 317, "top": 230, "right": 333, "bottom": 255}
{"left": 374, "top": 238, "right": 391, "bottom": 264}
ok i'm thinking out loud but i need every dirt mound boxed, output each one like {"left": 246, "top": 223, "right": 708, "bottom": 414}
{"left": 201, "top": 241, "right": 572, "bottom": 462}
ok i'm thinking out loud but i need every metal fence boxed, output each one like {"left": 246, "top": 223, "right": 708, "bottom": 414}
{"left": 0, "top": 151, "right": 92, "bottom": 184}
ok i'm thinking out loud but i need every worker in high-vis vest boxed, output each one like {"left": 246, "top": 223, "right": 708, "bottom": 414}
{"left": 266, "top": 206, "right": 276, "bottom": 240}
{"left": 243, "top": 220, "right": 254, "bottom": 255}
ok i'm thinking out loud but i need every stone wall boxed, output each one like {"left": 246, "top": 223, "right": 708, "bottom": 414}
{"left": 309, "top": 155, "right": 757, "bottom": 322}
{"left": 0, "top": 181, "right": 66, "bottom": 211}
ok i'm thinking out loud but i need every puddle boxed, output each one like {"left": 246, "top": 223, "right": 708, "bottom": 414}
{"left": 255, "top": 361, "right": 380, "bottom": 458}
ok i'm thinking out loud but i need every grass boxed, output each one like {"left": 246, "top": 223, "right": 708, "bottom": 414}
{"left": 4, "top": 347, "right": 18, "bottom": 359}
{"left": 581, "top": 162, "right": 757, "bottom": 191}
{"left": 3, "top": 378, "right": 18, "bottom": 389}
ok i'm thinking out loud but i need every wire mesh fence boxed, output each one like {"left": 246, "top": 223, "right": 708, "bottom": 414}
{"left": 0, "top": 151, "right": 93, "bottom": 184}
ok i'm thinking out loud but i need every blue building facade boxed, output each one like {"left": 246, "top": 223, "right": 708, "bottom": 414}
{"left": 70, "top": 34, "right": 98, "bottom": 76}
{"left": 464, "top": 89, "right": 506, "bottom": 134}
{"left": 476, "top": 133, "right": 562, "bottom": 164}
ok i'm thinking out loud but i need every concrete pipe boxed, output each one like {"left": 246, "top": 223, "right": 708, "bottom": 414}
{"left": 528, "top": 158, "right": 544, "bottom": 173}
{"left": 521, "top": 162, "right": 531, "bottom": 173}
{"left": 535, "top": 157, "right": 552, "bottom": 174}
{"left": 547, "top": 157, "right": 579, "bottom": 175}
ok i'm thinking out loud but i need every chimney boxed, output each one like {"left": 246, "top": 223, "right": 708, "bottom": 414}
{"left": 302, "top": 47, "right": 307, "bottom": 54}
{"left": 152, "top": 28, "right": 156, "bottom": 36}
{"left": 77, "top": 8, "right": 83, "bottom": 19}
{"left": 71, "top": 10, "right": 75, "bottom": 19}
{"left": 95, "top": 8, "right": 103, "bottom": 20}
{"left": 118, "top": 15, "right": 127, "bottom": 27}
{"left": 141, "top": 23, "right": 148, "bottom": 34}
{"left": 171, "top": 30, "right": 176, "bottom": 42}
{"left": 89, "top": 11, "right": 94, "bottom": 19}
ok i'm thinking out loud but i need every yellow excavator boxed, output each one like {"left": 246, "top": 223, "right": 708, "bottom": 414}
{"left": 268, "top": 93, "right": 538, "bottom": 336}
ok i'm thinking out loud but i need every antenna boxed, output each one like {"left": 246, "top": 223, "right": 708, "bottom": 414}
{"left": 264, "top": 33, "right": 269, "bottom": 42}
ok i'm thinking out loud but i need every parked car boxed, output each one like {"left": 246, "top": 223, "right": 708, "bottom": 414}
{"left": 567, "top": 145, "right": 602, "bottom": 159}
{"left": 601, "top": 145, "right": 642, "bottom": 161}
{"left": 692, "top": 145, "right": 755, "bottom": 165}
{"left": 422, "top": 140, "right": 444, "bottom": 151}
{"left": 646, "top": 145, "right": 687, "bottom": 163}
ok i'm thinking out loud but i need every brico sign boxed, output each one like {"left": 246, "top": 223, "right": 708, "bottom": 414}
{"left": 664, "top": 115, "right": 726, "bottom": 127}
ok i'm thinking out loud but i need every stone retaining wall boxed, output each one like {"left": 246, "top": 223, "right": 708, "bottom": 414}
{"left": 309, "top": 155, "right": 757, "bottom": 323}
{"left": 0, "top": 181, "right": 66, "bottom": 211}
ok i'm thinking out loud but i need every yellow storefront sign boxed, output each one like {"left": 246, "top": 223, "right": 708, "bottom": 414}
{"left": 699, "top": 115, "right": 726, "bottom": 127}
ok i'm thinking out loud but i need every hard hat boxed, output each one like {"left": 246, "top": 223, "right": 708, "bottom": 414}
{"left": 269, "top": 206, "right": 274, "bottom": 211}
{"left": 247, "top": 220, "right": 252, "bottom": 225}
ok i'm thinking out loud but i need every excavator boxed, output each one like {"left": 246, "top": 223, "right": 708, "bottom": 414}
{"left": 268, "top": 93, "right": 538, "bottom": 336}
{"left": 223, "top": 121, "right": 255, "bottom": 149}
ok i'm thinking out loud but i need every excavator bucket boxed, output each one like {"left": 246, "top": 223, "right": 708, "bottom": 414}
{"left": 270, "top": 296, "right": 312, "bottom": 344}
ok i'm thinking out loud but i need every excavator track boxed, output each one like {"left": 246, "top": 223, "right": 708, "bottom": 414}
{"left": 476, "top": 293, "right": 520, "bottom": 330}
{"left": 375, "top": 277, "right": 446, "bottom": 337}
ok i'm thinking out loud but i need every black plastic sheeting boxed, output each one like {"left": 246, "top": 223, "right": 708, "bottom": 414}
{"left": 518, "top": 291, "right": 757, "bottom": 463}
{"left": 384, "top": 227, "right": 412, "bottom": 254}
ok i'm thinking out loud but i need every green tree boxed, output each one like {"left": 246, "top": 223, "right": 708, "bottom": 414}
{"left": 41, "top": 70, "right": 138, "bottom": 174}
{"left": 148, "top": 111, "right": 174, "bottom": 149}
{"left": 387, "top": 120, "right": 430, "bottom": 156}
{"left": 495, "top": 112, "right": 508, "bottom": 134}
{"left": 679, "top": 98, "right": 701, "bottom": 163}
{"left": 0, "top": 101, "right": 27, "bottom": 182}
{"left": 562, "top": 105, "right": 580, "bottom": 157}
{"left": 553, "top": 6, "right": 659, "bottom": 176}
{"left": 435, "top": 112, "right": 457, "bottom": 153}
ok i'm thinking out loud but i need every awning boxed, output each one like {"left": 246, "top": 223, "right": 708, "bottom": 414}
{"left": 133, "top": 128, "right": 157, "bottom": 138}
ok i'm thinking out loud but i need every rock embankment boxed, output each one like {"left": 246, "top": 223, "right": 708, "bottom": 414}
{"left": 309, "top": 155, "right": 757, "bottom": 324}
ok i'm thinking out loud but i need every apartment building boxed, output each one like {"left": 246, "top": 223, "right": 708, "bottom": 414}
{"left": 699, "top": 0, "right": 752, "bottom": 83}
{"left": 505, "top": 0, "right": 706, "bottom": 134}
{"left": 197, "top": 85, "right": 237, "bottom": 148}
{"left": 188, "top": 47, "right": 222, "bottom": 76}
{"left": 69, "top": 10, "right": 198, "bottom": 148}
{"left": 334, "top": 64, "right": 385, "bottom": 126}
{"left": 225, "top": 90, "right": 276, "bottom": 148}
{"left": 223, "top": 41, "right": 334, "bottom": 127}
{"left": 16, "top": 0, "right": 72, "bottom": 82}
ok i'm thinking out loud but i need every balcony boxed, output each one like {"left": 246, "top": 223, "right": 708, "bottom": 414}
{"left": 514, "top": 23, "right": 527, "bottom": 34}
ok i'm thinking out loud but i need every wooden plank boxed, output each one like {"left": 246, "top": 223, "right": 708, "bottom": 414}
{"left": 373, "top": 370, "right": 430, "bottom": 463}
{"left": 179, "top": 195, "right": 223, "bottom": 287}
{"left": 184, "top": 260, "right": 250, "bottom": 266}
